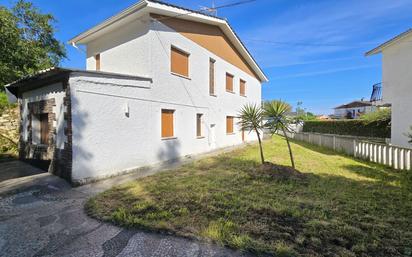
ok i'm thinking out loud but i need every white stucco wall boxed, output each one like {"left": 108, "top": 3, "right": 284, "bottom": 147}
{"left": 382, "top": 34, "right": 412, "bottom": 148}
{"left": 72, "top": 18, "right": 262, "bottom": 182}
{"left": 334, "top": 106, "right": 375, "bottom": 119}
{"left": 21, "top": 83, "right": 66, "bottom": 149}
{"left": 86, "top": 15, "right": 151, "bottom": 77}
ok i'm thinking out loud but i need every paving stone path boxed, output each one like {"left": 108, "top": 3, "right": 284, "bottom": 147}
{"left": 0, "top": 163, "right": 253, "bottom": 257}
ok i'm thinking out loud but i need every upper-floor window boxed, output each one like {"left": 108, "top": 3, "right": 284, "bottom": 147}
{"left": 226, "top": 73, "right": 234, "bottom": 93}
{"left": 171, "top": 46, "right": 189, "bottom": 78}
{"left": 209, "top": 58, "right": 215, "bottom": 95}
{"left": 95, "top": 54, "right": 101, "bottom": 71}
{"left": 161, "top": 109, "right": 175, "bottom": 138}
{"left": 240, "top": 79, "right": 246, "bottom": 97}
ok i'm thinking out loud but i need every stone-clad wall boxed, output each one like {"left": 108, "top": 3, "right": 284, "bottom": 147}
{"left": 0, "top": 108, "right": 19, "bottom": 145}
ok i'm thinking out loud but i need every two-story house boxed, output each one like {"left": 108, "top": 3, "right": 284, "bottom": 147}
{"left": 5, "top": 0, "right": 268, "bottom": 184}
{"left": 366, "top": 28, "right": 412, "bottom": 148}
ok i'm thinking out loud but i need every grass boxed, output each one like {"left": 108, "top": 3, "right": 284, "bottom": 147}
{"left": 86, "top": 136, "right": 412, "bottom": 256}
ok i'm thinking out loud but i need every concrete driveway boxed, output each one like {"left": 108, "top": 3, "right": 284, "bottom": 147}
{"left": 0, "top": 161, "right": 252, "bottom": 257}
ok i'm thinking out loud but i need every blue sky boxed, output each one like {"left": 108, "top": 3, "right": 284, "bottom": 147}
{"left": 3, "top": 0, "right": 412, "bottom": 114}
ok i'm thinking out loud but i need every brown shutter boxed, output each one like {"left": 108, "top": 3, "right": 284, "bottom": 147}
{"left": 171, "top": 47, "right": 189, "bottom": 77}
{"left": 226, "top": 116, "right": 234, "bottom": 134}
{"left": 95, "top": 54, "right": 100, "bottom": 71}
{"left": 226, "top": 73, "right": 234, "bottom": 92}
{"left": 240, "top": 79, "right": 246, "bottom": 96}
{"left": 40, "top": 114, "right": 49, "bottom": 144}
{"left": 196, "top": 114, "right": 202, "bottom": 137}
{"left": 209, "top": 59, "right": 215, "bottom": 95}
{"left": 161, "top": 109, "right": 174, "bottom": 138}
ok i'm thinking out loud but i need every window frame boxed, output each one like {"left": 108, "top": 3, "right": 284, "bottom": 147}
{"left": 95, "top": 53, "right": 100, "bottom": 71}
{"left": 196, "top": 113, "right": 204, "bottom": 138}
{"left": 170, "top": 46, "right": 190, "bottom": 79}
{"left": 226, "top": 116, "right": 234, "bottom": 134}
{"left": 161, "top": 109, "right": 176, "bottom": 139}
{"left": 239, "top": 79, "right": 246, "bottom": 97}
{"left": 226, "top": 73, "right": 234, "bottom": 93}
{"left": 209, "top": 58, "right": 216, "bottom": 96}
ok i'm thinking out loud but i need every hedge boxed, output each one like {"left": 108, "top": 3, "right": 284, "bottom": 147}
{"left": 302, "top": 120, "right": 390, "bottom": 138}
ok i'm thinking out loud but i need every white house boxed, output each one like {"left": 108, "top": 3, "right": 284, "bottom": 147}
{"left": 366, "top": 28, "right": 412, "bottom": 148}
{"left": 333, "top": 100, "right": 376, "bottom": 119}
{"left": 5, "top": 0, "right": 268, "bottom": 184}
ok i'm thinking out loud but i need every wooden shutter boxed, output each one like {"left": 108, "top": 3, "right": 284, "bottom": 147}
{"left": 196, "top": 114, "right": 202, "bottom": 137}
{"left": 95, "top": 54, "right": 100, "bottom": 71}
{"left": 171, "top": 47, "right": 189, "bottom": 77}
{"left": 161, "top": 109, "right": 174, "bottom": 138}
{"left": 240, "top": 79, "right": 246, "bottom": 96}
{"left": 226, "top": 116, "right": 234, "bottom": 134}
{"left": 209, "top": 59, "right": 215, "bottom": 95}
{"left": 226, "top": 73, "right": 234, "bottom": 92}
{"left": 40, "top": 114, "right": 49, "bottom": 145}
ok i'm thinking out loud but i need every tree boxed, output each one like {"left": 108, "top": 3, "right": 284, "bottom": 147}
{"left": 360, "top": 108, "right": 391, "bottom": 123}
{"left": 264, "top": 100, "right": 296, "bottom": 169}
{"left": 408, "top": 126, "right": 412, "bottom": 144}
{"left": 0, "top": 0, "right": 66, "bottom": 89}
{"left": 238, "top": 103, "right": 265, "bottom": 164}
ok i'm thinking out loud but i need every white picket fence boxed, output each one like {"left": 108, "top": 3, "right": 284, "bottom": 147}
{"left": 290, "top": 132, "right": 411, "bottom": 170}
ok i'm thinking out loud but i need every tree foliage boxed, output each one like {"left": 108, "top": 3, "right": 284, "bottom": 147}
{"left": 360, "top": 108, "right": 391, "bottom": 123}
{"left": 0, "top": 0, "right": 66, "bottom": 89}
{"left": 238, "top": 103, "right": 265, "bottom": 164}
{"left": 264, "top": 100, "right": 296, "bottom": 169}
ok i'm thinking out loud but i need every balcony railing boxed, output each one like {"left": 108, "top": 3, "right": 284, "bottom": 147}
{"left": 370, "top": 82, "right": 382, "bottom": 102}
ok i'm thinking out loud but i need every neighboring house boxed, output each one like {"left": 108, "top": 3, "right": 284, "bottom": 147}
{"left": 333, "top": 100, "right": 376, "bottom": 119}
{"left": 366, "top": 28, "right": 412, "bottom": 148}
{"left": 5, "top": 0, "right": 268, "bottom": 184}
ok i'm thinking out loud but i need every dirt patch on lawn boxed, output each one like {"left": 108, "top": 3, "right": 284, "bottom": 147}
{"left": 250, "top": 162, "right": 307, "bottom": 181}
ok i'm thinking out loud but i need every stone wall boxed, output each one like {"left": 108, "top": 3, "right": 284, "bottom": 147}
{"left": 0, "top": 108, "right": 19, "bottom": 146}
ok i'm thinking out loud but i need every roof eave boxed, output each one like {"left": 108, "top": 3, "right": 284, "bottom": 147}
{"left": 67, "top": 0, "right": 268, "bottom": 83}
{"left": 68, "top": 0, "right": 148, "bottom": 45}
{"left": 365, "top": 28, "right": 412, "bottom": 57}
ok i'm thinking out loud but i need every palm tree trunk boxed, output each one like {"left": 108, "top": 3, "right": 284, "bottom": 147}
{"left": 281, "top": 126, "right": 295, "bottom": 169}
{"left": 255, "top": 128, "right": 265, "bottom": 164}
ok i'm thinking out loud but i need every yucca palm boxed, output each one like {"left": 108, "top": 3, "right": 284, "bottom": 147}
{"left": 264, "top": 100, "right": 295, "bottom": 169}
{"left": 238, "top": 103, "right": 265, "bottom": 164}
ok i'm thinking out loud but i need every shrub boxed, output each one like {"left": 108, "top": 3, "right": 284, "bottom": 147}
{"left": 0, "top": 92, "right": 9, "bottom": 114}
{"left": 302, "top": 119, "right": 390, "bottom": 138}
{"left": 361, "top": 108, "right": 391, "bottom": 123}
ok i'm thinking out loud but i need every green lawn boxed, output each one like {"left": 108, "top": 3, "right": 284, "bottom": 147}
{"left": 86, "top": 136, "right": 412, "bottom": 257}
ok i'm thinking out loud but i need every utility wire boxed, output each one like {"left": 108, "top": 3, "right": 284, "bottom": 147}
{"left": 153, "top": 0, "right": 257, "bottom": 22}
{"left": 243, "top": 38, "right": 380, "bottom": 47}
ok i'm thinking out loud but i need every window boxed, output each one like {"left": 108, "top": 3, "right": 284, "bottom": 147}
{"left": 209, "top": 58, "right": 215, "bottom": 95}
{"left": 39, "top": 113, "right": 49, "bottom": 145}
{"left": 226, "top": 73, "right": 234, "bottom": 92}
{"left": 171, "top": 46, "right": 189, "bottom": 77}
{"left": 161, "top": 109, "right": 175, "bottom": 138}
{"left": 196, "top": 114, "right": 203, "bottom": 137}
{"left": 226, "top": 116, "right": 234, "bottom": 134}
{"left": 95, "top": 54, "right": 100, "bottom": 71}
{"left": 240, "top": 79, "right": 246, "bottom": 96}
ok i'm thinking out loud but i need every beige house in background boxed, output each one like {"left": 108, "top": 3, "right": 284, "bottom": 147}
{"left": 366, "top": 28, "right": 412, "bottom": 148}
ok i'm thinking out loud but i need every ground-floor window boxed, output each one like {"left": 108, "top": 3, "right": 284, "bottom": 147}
{"left": 196, "top": 113, "right": 203, "bottom": 137}
{"left": 161, "top": 109, "right": 175, "bottom": 138}
{"left": 226, "top": 116, "right": 234, "bottom": 134}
